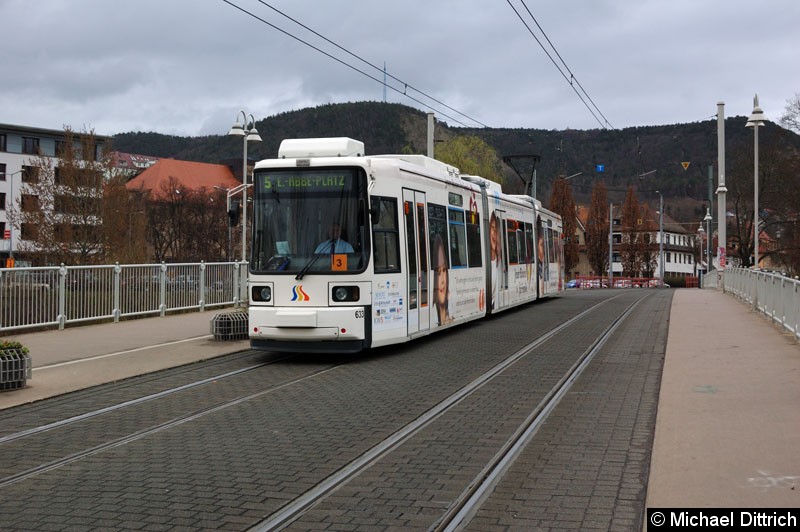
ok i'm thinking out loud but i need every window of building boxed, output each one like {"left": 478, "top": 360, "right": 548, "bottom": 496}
{"left": 0, "top": 163, "right": 5, "bottom": 181}
{"left": 0, "top": 192, "right": 5, "bottom": 210}
{"left": 22, "top": 165, "right": 39, "bottom": 184}
{"left": 22, "top": 137, "right": 40, "bottom": 155}
{"left": 55, "top": 140, "right": 67, "bottom": 157}
{"left": 0, "top": 134, "right": 6, "bottom": 152}
{"left": 21, "top": 223, "right": 39, "bottom": 241}
{"left": 21, "top": 194, "right": 39, "bottom": 212}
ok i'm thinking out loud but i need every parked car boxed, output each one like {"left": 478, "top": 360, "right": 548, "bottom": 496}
{"left": 566, "top": 279, "right": 580, "bottom": 289}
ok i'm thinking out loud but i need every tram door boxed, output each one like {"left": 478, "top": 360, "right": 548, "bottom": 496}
{"left": 403, "top": 189, "right": 430, "bottom": 335}
{"left": 495, "top": 209, "right": 509, "bottom": 309}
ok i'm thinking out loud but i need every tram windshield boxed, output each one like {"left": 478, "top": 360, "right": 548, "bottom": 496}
{"left": 250, "top": 167, "right": 369, "bottom": 275}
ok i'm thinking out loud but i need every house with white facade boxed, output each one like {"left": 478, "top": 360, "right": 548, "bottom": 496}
{"left": 573, "top": 203, "right": 698, "bottom": 282}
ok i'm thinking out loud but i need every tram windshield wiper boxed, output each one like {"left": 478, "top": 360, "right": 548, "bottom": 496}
{"left": 295, "top": 252, "right": 326, "bottom": 280}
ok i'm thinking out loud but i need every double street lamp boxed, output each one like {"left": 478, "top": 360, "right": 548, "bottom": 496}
{"left": 655, "top": 190, "right": 664, "bottom": 285}
{"left": 228, "top": 111, "right": 262, "bottom": 262}
{"left": 745, "top": 94, "right": 766, "bottom": 269}
{"left": 697, "top": 207, "right": 712, "bottom": 274}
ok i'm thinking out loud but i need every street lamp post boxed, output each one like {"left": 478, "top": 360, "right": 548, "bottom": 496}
{"left": 697, "top": 224, "right": 705, "bottom": 276}
{"left": 656, "top": 190, "right": 664, "bottom": 286}
{"left": 716, "top": 103, "right": 727, "bottom": 281}
{"left": 4, "top": 169, "right": 25, "bottom": 264}
{"left": 746, "top": 94, "right": 766, "bottom": 269}
{"left": 213, "top": 185, "right": 233, "bottom": 261}
{"left": 704, "top": 207, "right": 712, "bottom": 272}
{"left": 228, "top": 111, "right": 262, "bottom": 263}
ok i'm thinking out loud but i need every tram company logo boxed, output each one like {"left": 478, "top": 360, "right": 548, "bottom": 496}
{"left": 291, "top": 285, "right": 310, "bottom": 301}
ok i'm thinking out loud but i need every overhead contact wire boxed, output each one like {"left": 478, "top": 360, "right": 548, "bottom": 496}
{"left": 221, "top": 0, "right": 485, "bottom": 128}
{"left": 505, "top": 0, "right": 611, "bottom": 130}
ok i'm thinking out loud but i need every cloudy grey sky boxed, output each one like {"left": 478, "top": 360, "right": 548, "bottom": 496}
{"left": 2, "top": 0, "right": 798, "bottom": 137}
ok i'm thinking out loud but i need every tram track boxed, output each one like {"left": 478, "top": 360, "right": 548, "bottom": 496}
{"left": 0, "top": 348, "right": 267, "bottom": 433}
{"left": 0, "top": 290, "right": 667, "bottom": 531}
{"left": 0, "top": 360, "right": 275, "bottom": 445}
{"left": 432, "top": 293, "right": 647, "bottom": 531}
{"left": 0, "top": 364, "right": 341, "bottom": 488}
{"left": 250, "top": 291, "right": 649, "bottom": 531}
{"left": 0, "top": 353, "right": 346, "bottom": 483}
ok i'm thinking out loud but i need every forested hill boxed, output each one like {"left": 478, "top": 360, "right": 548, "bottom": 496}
{"left": 113, "top": 102, "right": 422, "bottom": 163}
{"left": 113, "top": 101, "right": 800, "bottom": 217}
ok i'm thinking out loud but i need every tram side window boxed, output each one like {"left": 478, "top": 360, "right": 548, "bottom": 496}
{"left": 524, "top": 223, "right": 534, "bottom": 264}
{"left": 506, "top": 219, "right": 519, "bottom": 264}
{"left": 448, "top": 208, "right": 467, "bottom": 268}
{"left": 371, "top": 196, "right": 400, "bottom": 273}
{"left": 466, "top": 210, "right": 482, "bottom": 268}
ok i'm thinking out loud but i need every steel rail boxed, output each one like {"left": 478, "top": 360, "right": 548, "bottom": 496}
{"left": 433, "top": 292, "right": 649, "bottom": 531}
{"left": 249, "top": 293, "right": 631, "bottom": 532}
{"left": 0, "top": 352, "right": 286, "bottom": 445}
{"left": 0, "top": 364, "right": 342, "bottom": 488}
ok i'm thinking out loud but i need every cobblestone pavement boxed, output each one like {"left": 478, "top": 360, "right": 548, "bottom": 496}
{"left": 467, "top": 289, "right": 670, "bottom": 531}
{"left": 0, "top": 290, "right": 671, "bottom": 531}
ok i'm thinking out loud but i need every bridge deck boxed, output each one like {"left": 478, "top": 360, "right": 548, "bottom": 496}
{"left": 1, "top": 288, "right": 798, "bottom": 511}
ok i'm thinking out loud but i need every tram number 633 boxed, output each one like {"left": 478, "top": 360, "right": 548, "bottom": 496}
{"left": 355, "top": 309, "right": 365, "bottom": 319}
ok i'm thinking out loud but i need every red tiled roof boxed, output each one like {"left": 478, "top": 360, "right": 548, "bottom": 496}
{"left": 125, "top": 158, "right": 240, "bottom": 199}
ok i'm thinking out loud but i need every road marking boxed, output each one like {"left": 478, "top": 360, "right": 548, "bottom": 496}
{"left": 32, "top": 335, "right": 216, "bottom": 371}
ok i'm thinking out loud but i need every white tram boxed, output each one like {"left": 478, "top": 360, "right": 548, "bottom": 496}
{"left": 248, "top": 138, "right": 563, "bottom": 353}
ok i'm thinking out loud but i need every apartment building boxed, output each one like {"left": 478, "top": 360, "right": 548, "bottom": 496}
{"left": 0, "top": 123, "right": 109, "bottom": 265}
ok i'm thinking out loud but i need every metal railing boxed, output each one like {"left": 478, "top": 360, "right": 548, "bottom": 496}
{"left": 723, "top": 267, "right": 800, "bottom": 340}
{"left": 699, "top": 270, "right": 719, "bottom": 289}
{"left": 0, "top": 261, "right": 247, "bottom": 333}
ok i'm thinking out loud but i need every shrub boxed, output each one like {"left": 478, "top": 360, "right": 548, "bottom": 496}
{"left": 0, "top": 340, "right": 30, "bottom": 355}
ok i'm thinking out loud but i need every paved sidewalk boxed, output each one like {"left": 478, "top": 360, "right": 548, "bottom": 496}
{"left": 646, "top": 288, "right": 800, "bottom": 508}
{"left": 0, "top": 310, "right": 247, "bottom": 410}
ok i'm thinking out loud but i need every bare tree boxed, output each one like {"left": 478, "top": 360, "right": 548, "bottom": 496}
{"left": 780, "top": 92, "right": 800, "bottom": 133}
{"left": 586, "top": 182, "right": 609, "bottom": 276}
{"left": 103, "top": 174, "right": 149, "bottom": 264}
{"left": 180, "top": 188, "right": 229, "bottom": 262}
{"left": 619, "top": 186, "right": 642, "bottom": 276}
{"left": 8, "top": 127, "right": 111, "bottom": 265}
{"left": 726, "top": 130, "right": 799, "bottom": 268}
{"left": 548, "top": 177, "right": 579, "bottom": 274}
{"left": 638, "top": 203, "right": 659, "bottom": 277}
{"left": 133, "top": 178, "right": 231, "bottom": 263}
{"left": 134, "top": 177, "right": 184, "bottom": 262}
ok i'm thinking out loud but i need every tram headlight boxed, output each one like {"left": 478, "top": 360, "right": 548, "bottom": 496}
{"left": 332, "top": 285, "right": 359, "bottom": 302}
{"left": 251, "top": 285, "right": 272, "bottom": 302}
